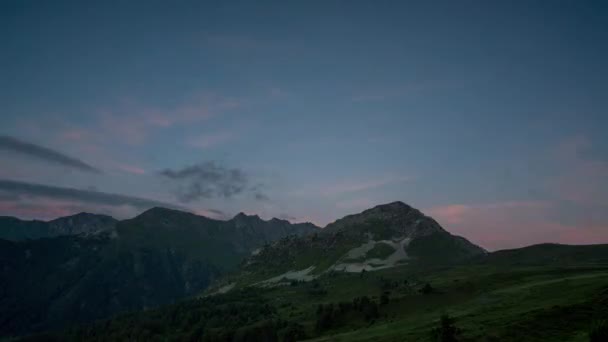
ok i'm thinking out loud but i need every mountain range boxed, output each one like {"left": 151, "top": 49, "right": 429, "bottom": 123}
{"left": 2, "top": 201, "right": 607, "bottom": 341}
{"left": 0, "top": 207, "right": 318, "bottom": 336}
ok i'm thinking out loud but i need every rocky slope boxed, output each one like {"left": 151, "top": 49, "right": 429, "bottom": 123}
{"left": 239, "top": 201, "right": 485, "bottom": 286}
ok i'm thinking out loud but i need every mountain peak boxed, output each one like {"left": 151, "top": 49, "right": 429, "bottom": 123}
{"left": 270, "top": 217, "right": 289, "bottom": 224}
{"left": 54, "top": 212, "right": 116, "bottom": 221}
{"left": 368, "top": 201, "right": 412, "bottom": 212}
{"left": 137, "top": 206, "right": 178, "bottom": 218}
{"left": 232, "top": 212, "right": 262, "bottom": 221}
{"left": 324, "top": 201, "right": 441, "bottom": 238}
{"left": 133, "top": 207, "right": 211, "bottom": 223}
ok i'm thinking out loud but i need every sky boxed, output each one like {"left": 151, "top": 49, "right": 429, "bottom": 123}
{"left": 1, "top": 1, "right": 607, "bottom": 250}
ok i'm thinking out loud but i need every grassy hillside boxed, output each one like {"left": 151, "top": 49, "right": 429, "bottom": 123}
{"left": 28, "top": 244, "right": 608, "bottom": 341}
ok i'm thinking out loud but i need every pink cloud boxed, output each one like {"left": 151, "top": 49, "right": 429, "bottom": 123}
{"left": 548, "top": 135, "right": 608, "bottom": 206}
{"left": 193, "top": 209, "right": 226, "bottom": 219}
{"left": 0, "top": 196, "right": 142, "bottom": 221}
{"left": 335, "top": 198, "right": 376, "bottom": 210}
{"left": 292, "top": 175, "right": 411, "bottom": 198}
{"left": 59, "top": 129, "right": 90, "bottom": 142}
{"left": 321, "top": 176, "right": 411, "bottom": 196}
{"left": 427, "top": 204, "right": 470, "bottom": 225}
{"left": 426, "top": 200, "right": 608, "bottom": 251}
{"left": 114, "top": 163, "right": 146, "bottom": 175}
{"left": 90, "top": 93, "right": 238, "bottom": 145}
{"left": 0, "top": 199, "right": 75, "bottom": 220}
{"left": 186, "top": 131, "right": 234, "bottom": 149}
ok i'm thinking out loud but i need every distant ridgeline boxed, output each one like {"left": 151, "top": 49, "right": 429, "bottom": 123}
{"left": 0, "top": 208, "right": 318, "bottom": 336}
{"left": 0, "top": 212, "right": 117, "bottom": 241}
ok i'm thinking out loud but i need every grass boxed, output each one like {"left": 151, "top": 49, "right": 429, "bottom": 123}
{"left": 365, "top": 242, "right": 395, "bottom": 260}
{"left": 258, "top": 263, "right": 608, "bottom": 341}
{"left": 36, "top": 242, "right": 608, "bottom": 342}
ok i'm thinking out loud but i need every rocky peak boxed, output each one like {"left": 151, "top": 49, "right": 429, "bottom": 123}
{"left": 270, "top": 217, "right": 289, "bottom": 224}
{"left": 136, "top": 207, "right": 183, "bottom": 218}
{"left": 324, "top": 201, "right": 444, "bottom": 238}
{"left": 231, "top": 212, "right": 263, "bottom": 226}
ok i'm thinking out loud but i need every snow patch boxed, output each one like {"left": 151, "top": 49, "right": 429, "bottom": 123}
{"left": 330, "top": 238, "right": 411, "bottom": 273}
{"left": 258, "top": 266, "right": 317, "bottom": 285}
{"left": 217, "top": 282, "right": 236, "bottom": 294}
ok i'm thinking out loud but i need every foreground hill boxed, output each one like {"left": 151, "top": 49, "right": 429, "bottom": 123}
{"left": 31, "top": 244, "right": 608, "bottom": 341}
{"left": 231, "top": 202, "right": 485, "bottom": 287}
{"left": 476, "top": 242, "right": 608, "bottom": 266}
{"left": 0, "top": 212, "right": 117, "bottom": 241}
{"left": 0, "top": 208, "right": 318, "bottom": 337}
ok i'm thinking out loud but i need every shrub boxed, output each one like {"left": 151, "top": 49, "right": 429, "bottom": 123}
{"left": 421, "top": 283, "right": 434, "bottom": 295}
{"left": 590, "top": 320, "right": 608, "bottom": 342}
{"left": 380, "top": 291, "right": 390, "bottom": 305}
{"left": 430, "top": 314, "right": 460, "bottom": 342}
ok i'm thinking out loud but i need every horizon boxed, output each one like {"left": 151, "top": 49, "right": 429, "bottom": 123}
{"left": 1, "top": 1, "right": 608, "bottom": 251}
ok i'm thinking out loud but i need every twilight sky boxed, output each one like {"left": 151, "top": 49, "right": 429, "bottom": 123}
{"left": 1, "top": 1, "right": 607, "bottom": 250}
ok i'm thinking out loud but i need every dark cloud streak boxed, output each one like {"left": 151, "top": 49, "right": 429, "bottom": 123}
{"left": 0, "top": 179, "right": 179, "bottom": 210}
{"left": 0, "top": 136, "right": 101, "bottom": 173}
{"left": 159, "top": 161, "right": 268, "bottom": 203}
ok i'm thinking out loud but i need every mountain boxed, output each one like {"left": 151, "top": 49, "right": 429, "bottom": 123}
{"left": 6, "top": 202, "right": 608, "bottom": 341}
{"left": 0, "top": 213, "right": 117, "bottom": 241}
{"left": 0, "top": 208, "right": 319, "bottom": 337}
{"left": 233, "top": 201, "right": 485, "bottom": 287}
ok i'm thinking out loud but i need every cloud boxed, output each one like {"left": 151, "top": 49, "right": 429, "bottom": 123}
{"left": 250, "top": 183, "right": 270, "bottom": 201}
{"left": 335, "top": 198, "right": 376, "bottom": 210}
{"left": 426, "top": 200, "right": 608, "bottom": 251}
{"left": 159, "top": 161, "right": 268, "bottom": 203}
{"left": 49, "top": 93, "right": 240, "bottom": 147}
{"left": 186, "top": 131, "right": 234, "bottom": 149}
{"left": 0, "top": 136, "right": 101, "bottom": 173}
{"left": 114, "top": 163, "right": 146, "bottom": 175}
{"left": 95, "top": 93, "right": 240, "bottom": 145}
{"left": 193, "top": 208, "right": 227, "bottom": 219}
{"left": 421, "top": 136, "right": 608, "bottom": 251}
{"left": 548, "top": 135, "right": 608, "bottom": 206}
{"left": 0, "top": 179, "right": 179, "bottom": 210}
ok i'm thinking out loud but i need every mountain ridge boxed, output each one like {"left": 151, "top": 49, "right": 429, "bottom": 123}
{"left": 0, "top": 206, "right": 321, "bottom": 336}
{"left": 0, "top": 212, "right": 117, "bottom": 241}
